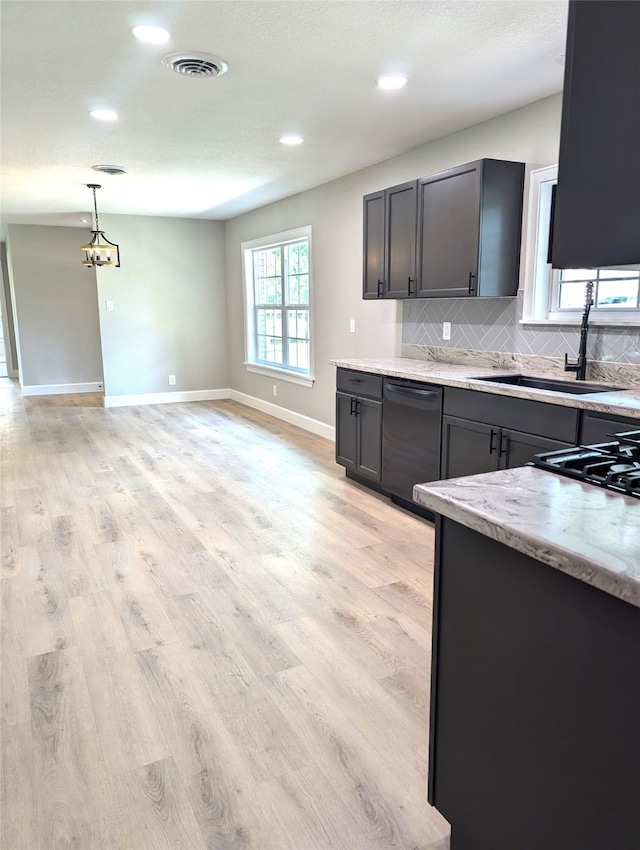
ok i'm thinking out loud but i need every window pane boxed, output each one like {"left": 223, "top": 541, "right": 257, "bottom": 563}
{"left": 558, "top": 280, "right": 591, "bottom": 309}
{"left": 257, "top": 308, "right": 282, "bottom": 337}
{"left": 287, "top": 339, "right": 309, "bottom": 370}
{"left": 285, "top": 241, "right": 309, "bottom": 306}
{"left": 253, "top": 247, "right": 282, "bottom": 305}
{"left": 596, "top": 280, "right": 639, "bottom": 308}
{"left": 559, "top": 269, "right": 596, "bottom": 282}
{"left": 598, "top": 269, "right": 640, "bottom": 279}
{"left": 257, "top": 335, "right": 283, "bottom": 364}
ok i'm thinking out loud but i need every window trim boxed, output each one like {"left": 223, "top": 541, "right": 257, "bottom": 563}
{"left": 241, "top": 226, "right": 314, "bottom": 387}
{"left": 522, "top": 165, "right": 640, "bottom": 326}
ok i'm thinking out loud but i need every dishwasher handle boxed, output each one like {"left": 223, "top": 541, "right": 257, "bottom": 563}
{"left": 384, "top": 381, "right": 442, "bottom": 409}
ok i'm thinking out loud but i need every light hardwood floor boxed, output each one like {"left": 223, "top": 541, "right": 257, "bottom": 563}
{"left": 0, "top": 379, "right": 450, "bottom": 850}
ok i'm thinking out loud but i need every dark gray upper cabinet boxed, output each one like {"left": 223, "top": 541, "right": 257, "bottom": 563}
{"left": 417, "top": 159, "right": 524, "bottom": 298}
{"left": 551, "top": 1, "right": 640, "bottom": 269}
{"left": 362, "top": 180, "right": 417, "bottom": 299}
{"left": 362, "top": 190, "right": 385, "bottom": 299}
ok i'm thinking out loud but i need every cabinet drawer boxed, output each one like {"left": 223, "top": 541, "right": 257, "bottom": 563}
{"left": 443, "top": 387, "right": 579, "bottom": 443}
{"left": 579, "top": 411, "right": 639, "bottom": 444}
{"left": 336, "top": 369, "right": 383, "bottom": 400}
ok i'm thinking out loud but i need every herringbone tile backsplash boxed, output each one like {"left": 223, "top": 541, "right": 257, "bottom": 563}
{"left": 402, "top": 292, "right": 640, "bottom": 364}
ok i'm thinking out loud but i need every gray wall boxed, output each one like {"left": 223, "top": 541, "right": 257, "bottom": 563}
{"left": 96, "top": 215, "right": 228, "bottom": 398}
{"left": 0, "top": 243, "right": 18, "bottom": 376}
{"left": 6, "top": 224, "right": 103, "bottom": 388}
{"left": 224, "top": 94, "right": 564, "bottom": 427}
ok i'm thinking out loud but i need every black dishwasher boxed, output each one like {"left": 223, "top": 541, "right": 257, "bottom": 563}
{"left": 382, "top": 378, "right": 442, "bottom": 513}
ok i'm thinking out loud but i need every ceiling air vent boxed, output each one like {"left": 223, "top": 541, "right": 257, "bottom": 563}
{"left": 92, "top": 165, "right": 127, "bottom": 176}
{"left": 162, "top": 52, "right": 228, "bottom": 78}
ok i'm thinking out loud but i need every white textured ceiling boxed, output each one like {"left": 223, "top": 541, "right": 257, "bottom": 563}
{"left": 0, "top": 0, "right": 568, "bottom": 230}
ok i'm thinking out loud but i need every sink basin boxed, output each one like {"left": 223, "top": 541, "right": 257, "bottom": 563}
{"left": 473, "top": 375, "right": 623, "bottom": 394}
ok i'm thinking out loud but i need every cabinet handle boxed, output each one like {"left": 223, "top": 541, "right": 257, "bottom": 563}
{"left": 377, "top": 279, "right": 384, "bottom": 298}
{"left": 499, "top": 433, "right": 508, "bottom": 457}
{"left": 348, "top": 377, "right": 363, "bottom": 383}
{"left": 354, "top": 399, "right": 361, "bottom": 416}
{"left": 489, "top": 428, "right": 498, "bottom": 454}
{"left": 407, "top": 276, "right": 415, "bottom": 297}
{"left": 350, "top": 397, "right": 356, "bottom": 415}
{"left": 468, "top": 272, "right": 476, "bottom": 294}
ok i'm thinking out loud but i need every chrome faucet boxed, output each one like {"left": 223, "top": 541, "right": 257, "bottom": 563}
{"left": 564, "top": 281, "right": 594, "bottom": 381}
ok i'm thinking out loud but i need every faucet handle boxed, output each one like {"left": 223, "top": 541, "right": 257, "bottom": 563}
{"left": 564, "top": 352, "right": 580, "bottom": 374}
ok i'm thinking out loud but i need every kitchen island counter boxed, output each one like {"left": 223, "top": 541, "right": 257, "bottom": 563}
{"left": 414, "top": 465, "right": 640, "bottom": 608}
{"left": 416, "top": 466, "right": 640, "bottom": 850}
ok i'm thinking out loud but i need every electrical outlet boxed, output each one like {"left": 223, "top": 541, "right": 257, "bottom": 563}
{"left": 349, "top": 319, "right": 356, "bottom": 333}
{"left": 272, "top": 384, "right": 277, "bottom": 397}
{"left": 168, "top": 374, "right": 176, "bottom": 386}
{"left": 442, "top": 322, "right": 451, "bottom": 340}
{"left": 105, "top": 300, "right": 114, "bottom": 312}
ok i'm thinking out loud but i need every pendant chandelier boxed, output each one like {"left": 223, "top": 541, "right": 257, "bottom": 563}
{"left": 81, "top": 183, "right": 120, "bottom": 268}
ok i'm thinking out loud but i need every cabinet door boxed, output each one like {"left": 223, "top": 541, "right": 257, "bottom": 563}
{"left": 384, "top": 180, "right": 418, "bottom": 298}
{"left": 356, "top": 398, "right": 383, "bottom": 481}
{"left": 499, "top": 430, "right": 571, "bottom": 471}
{"left": 363, "top": 191, "right": 385, "bottom": 299}
{"left": 441, "top": 415, "right": 499, "bottom": 480}
{"left": 417, "top": 164, "right": 480, "bottom": 298}
{"left": 335, "top": 392, "right": 357, "bottom": 470}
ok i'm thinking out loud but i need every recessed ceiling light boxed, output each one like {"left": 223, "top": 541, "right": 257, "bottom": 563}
{"left": 132, "top": 25, "right": 170, "bottom": 44}
{"left": 377, "top": 75, "right": 408, "bottom": 91}
{"left": 279, "top": 134, "right": 304, "bottom": 146}
{"left": 90, "top": 109, "right": 118, "bottom": 121}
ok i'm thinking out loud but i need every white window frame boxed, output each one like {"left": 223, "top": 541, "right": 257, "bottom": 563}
{"left": 241, "top": 225, "right": 314, "bottom": 387}
{"left": 522, "top": 165, "right": 640, "bottom": 326}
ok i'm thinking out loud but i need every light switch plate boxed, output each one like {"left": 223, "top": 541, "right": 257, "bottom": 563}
{"left": 349, "top": 319, "right": 356, "bottom": 333}
{"left": 105, "top": 300, "right": 114, "bottom": 312}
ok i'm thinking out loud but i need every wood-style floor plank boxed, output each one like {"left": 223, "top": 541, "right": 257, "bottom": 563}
{"left": 0, "top": 381, "right": 450, "bottom": 849}
{"left": 28, "top": 648, "right": 124, "bottom": 850}
{"left": 0, "top": 721, "right": 37, "bottom": 850}
{"left": 0, "top": 576, "right": 30, "bottom": 726}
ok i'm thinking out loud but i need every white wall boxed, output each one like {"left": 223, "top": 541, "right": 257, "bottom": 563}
{"left": 6, "top": 224, "right": 103, "bottom": 391}
{"left": 96, "top": 215, "right": 228, "bottom": 399}
{"left": 224, "top": 94, "right": 563, "bottom": 429}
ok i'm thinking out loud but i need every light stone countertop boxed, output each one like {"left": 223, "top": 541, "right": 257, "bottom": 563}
{"left": 330, "top": 357, "right": 640, "bottom": 419}
{"left": 413, "top": 467, "right": 640, "bottom": 609}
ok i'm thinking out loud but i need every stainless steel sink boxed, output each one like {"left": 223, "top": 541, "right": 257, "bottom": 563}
{"left": 472, "top": 375, "right": 623, "bottom": 394}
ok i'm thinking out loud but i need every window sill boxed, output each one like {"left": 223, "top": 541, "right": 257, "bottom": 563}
{"left": 245, "top": 363, "right": 314, "bottom": 388}
{"left": 520, "top": 318, "right": 640, "bottom": 328}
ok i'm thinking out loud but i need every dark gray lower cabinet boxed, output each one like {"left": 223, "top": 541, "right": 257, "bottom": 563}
{"left": 429, "top": 519, "right": 640, "bottom": 850}
{"left": 441, "top": 415, "right": 571, "bottom": 478}
{"left": 441, "top": 389, "right": 579, "bottom": 478}
{"left": 579, "top": 410, "right": 639, "bottom": 445}
{"left": 335, "top": 392, "right": 382, "bottom": 481}
{"left": 335, "top": 373, "right": 383, "bottom": 483}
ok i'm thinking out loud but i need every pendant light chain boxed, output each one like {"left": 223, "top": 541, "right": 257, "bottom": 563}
{"left": 92, "top": 184, "right": 100, "bottom": 232}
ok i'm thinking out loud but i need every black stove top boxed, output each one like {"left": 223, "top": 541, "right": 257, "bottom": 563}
{"left": 530, "top": 430, "right": 640, "bottom": 499}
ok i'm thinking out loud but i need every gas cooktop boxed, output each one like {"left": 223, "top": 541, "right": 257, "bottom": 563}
{"left": 530, "top": 430, "right": 640, "bottom": 499}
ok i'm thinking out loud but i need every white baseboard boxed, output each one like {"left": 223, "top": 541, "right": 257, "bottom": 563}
{"left": 21, "top": 381, "right": 103, "bottom": 396}
{"left": 104, "top": 389, "right": 231, "bottom": 408}
{"left": 230, "top": 389, "right": 335, "bottom": 442}
{"left": 100, "top": 386, "right": 335, "bottom": 442}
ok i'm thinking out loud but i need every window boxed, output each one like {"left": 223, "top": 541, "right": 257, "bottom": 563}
{"left": 523, "top": 166, "right": 640, "bottom": 325}
{"left": 242, "top": 226, "right": 313, "bottom": 386}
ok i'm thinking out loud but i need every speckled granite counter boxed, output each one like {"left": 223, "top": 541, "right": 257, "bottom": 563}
{"left": 330, "top": 356, "right": 640, "bottom": 419}
{"left": 414, "top": 466, "right": 640, "bottom": 608}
